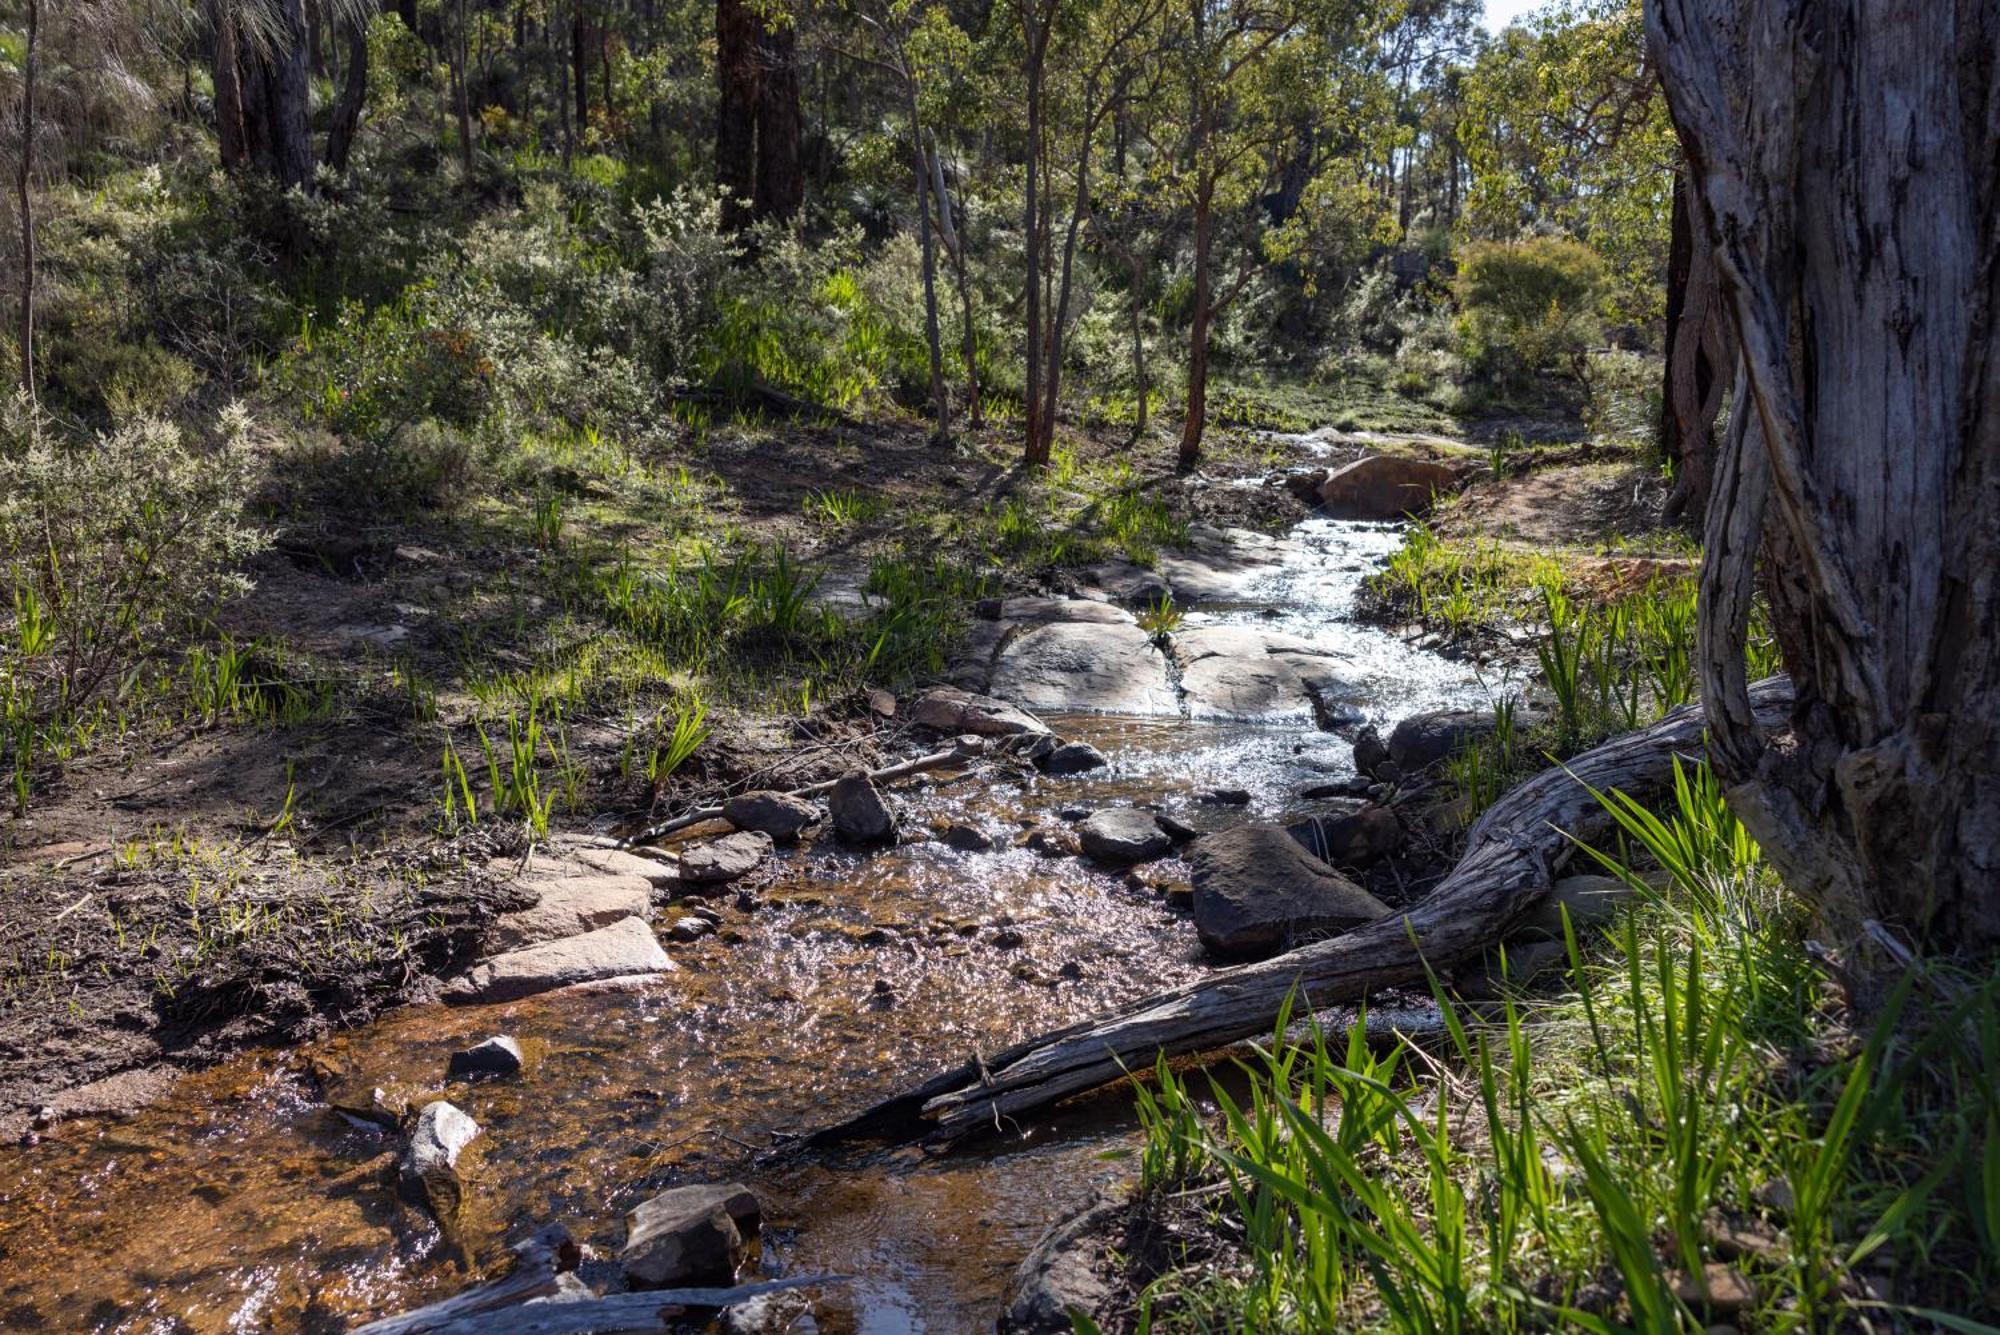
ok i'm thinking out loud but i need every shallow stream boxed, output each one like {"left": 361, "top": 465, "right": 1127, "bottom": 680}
{"left": 0, "top": 516, "right": 1503, "bottom": 1333}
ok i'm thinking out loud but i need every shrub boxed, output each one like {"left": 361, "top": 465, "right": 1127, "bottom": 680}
{"left": 1456, "top": 236, "right": 1607, "bottom": 388}
{"left": 0, "top": 399, "right": 269, "bottom": 724}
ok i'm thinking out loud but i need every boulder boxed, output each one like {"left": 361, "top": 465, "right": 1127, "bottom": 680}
{"left": 1038, "top": 741, "right": 1109, "bottom": 776}
{"left": 448, "top": 917, "right": 673, "bottom": 1003}
{"left": 941, "top": 822, "right": 995, "bottom": 852}
{"left": 1387, "top": 709, "right": 1498, "bottom": 775}
{"left": 1198, "top": 787, "right": 1252, "bottom": 806}
{"left": 721, "top": 791, "right": 821, "bottom": 844}
{"left": 828, "top": 771, "right": 897, "bottom": 844}
{"left": 1314, "top": 454, "right": 1465, "bottom": 520}
{"left": 1023, "top": 827, "right": 1080, "bottom": 858}
{"left": 400, "top": 1100, "right": 479, "bottom": 1220}
{"left": 680, "top": 830, "right": 774, "bottom": 883}
{"left": 1077, "top": 809, "right": 1173, "bottom": 864}
{"left": 911, "top": 688, "right": 1050, "bottom": 737}
{"left": 1189, "top": 824, "right": 1391, "bottom": 960}
{"left": 621, "top": 1182, "right": 761, "bottom": 1289}
{"left": 986, "top": 620, "right": 1180, "bottom": 716}
{"left": 446, "top": 1035, "right": 524, "bottom": 1081}
{"left": 483, "top": 874, "right": 653, "bottom": 952}
{"left": 1287, "top": 805, "right": 1405, "bottom": 867}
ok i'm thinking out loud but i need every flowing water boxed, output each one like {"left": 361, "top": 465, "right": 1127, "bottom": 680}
{"left": 0, "top": 516, "right": 1504, "bottom": 1333}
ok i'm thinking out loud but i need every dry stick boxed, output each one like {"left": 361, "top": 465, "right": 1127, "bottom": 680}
{"left": 620, "top": 736, "right": 991, "bottom": 848}
{"left": 816, "top": 678, "right": 1795, "bottom": 1145}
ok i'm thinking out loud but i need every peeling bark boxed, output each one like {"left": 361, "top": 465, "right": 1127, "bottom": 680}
{"left": 1649, "top": 0, "right": 2000, "bottom": 947}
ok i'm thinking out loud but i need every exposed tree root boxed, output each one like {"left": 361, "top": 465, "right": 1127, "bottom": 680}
{"left": 816, "top": 678, "right": 1793, "bottom": 1145}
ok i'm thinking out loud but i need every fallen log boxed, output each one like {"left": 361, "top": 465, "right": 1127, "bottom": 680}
{"left": 621, "top": 735, "right": 991, "bottom": 847}
{"left": 816, "top": 678, "right": 1793, "bottom": 1144}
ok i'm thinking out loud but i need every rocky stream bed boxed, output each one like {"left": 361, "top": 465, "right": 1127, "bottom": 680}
{"left": 0, "top": 458, "right": 1528, "bottom": 1333}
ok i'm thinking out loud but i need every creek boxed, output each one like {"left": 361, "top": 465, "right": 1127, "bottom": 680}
{"left": 0, "top": 512, "right": 1502, "bottom": 1333}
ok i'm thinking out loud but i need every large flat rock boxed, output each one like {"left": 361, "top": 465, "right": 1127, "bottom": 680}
{"left": 484, "top": 874, "right": 654, "bottom": 952}
{"left": 448, "top": 916, "right": 672, "bottom": 1004}
{"left": 987, "top": 619, "right": 1179, "bottom": 716}
{"left": 1170, "top": 626, "right": 1350, "bottom": 725}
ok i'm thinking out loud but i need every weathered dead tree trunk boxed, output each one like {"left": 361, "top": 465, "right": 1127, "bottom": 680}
{"left": 818, "top": 680, "right": 1793, "bottom": 1144}
{"left": 1658, "top": 172, "right": 1732, "bottom": 525}
{"left": 1649, "top": 0, "right": 2000, "bottom": 949}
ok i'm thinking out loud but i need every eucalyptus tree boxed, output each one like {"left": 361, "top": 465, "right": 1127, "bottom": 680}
{"left": 1650, "top": 0, "right": 2000, "bottom": 948}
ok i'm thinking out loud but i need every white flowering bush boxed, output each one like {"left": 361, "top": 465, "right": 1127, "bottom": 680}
{"left": 0, "top": 397, "right": 270, "bottom": 722}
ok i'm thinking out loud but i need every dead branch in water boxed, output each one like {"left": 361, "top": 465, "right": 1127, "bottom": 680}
{"left": 814, "top": 678, "right": 1793, "bottom": 1145}
{"left": 620, "top": 734, "right": 991, "bottom": 847}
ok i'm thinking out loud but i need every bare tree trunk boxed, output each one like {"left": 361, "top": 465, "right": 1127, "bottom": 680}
{"left": 752, "top": 18, "right": 803, "bottom": 223}
{"left": 454, "top": 0, "right": 475, "bottom": 172}
{"left": 1128, "top": 251, "right": 1148, "bottom": 436}
{"left": 1659, "top": 172, "right": 1731, "bottom": 525}
{"left": 715, "top": 0, "right": 760, "bottom": 230}
{"left": 571, "top": 4, "right": 590, "bottom": 135}
{"left": 930, "top": 136, "right": 982, "bottom": 428}
{"left": 325, "top": 12, "right": 370, "bottom": 172}
{"left": 16, "top": 0, "right": 37, "bottom": 405}
{"left": 1177, "top": 172, "right": 1213, "bottom": 471}
{"left": 213, "top": 4, "right": 250, "bottom": 172}
{"left": 1020, "top": 0, "right": 1048, "bottom": 465}
{"left": 1651, "top": 0, "right": 2000, "bottom": 949}
{"left": 907, "top": 103, "right": 948, "bottom": 439}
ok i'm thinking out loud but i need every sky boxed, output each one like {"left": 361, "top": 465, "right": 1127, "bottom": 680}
{"left": 1482, "top": 0, "right": 1545, "bottom": 31}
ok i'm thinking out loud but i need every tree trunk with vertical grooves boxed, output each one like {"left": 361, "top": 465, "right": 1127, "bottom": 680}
{"left": 454, "top": 0, "right": 475, "bottom": 172}
{"left": 908, "top": 105, "right": 948, "bottom": 439}
{"left": 16, "top": 0, "right": 37, "bottom": 404}
{"left": 1649, "top": 0, "right": 2000, "bottom": 949}
{"left": 570, "top": 5, "right": 590, "bottom": 135}
{"left": 219, "top": 0, "right": 313, "bottom": 191}
{"left": 1020, "top": 2, "right": 1047, "bottom": 465}
{"left": 325, "top": 12, "right": 370, "bottom": 172}
{"left": 1177, "top": 174, "right": 1213, "bottom": 472}
{"left": 1659, "top": 172, "right": 1731, "bottom": 525}
{"left": 714, "top": 0, "right": 760, "bottom": 231}
{"left": 752, "top": 18, "right": 803, "bottom": 224}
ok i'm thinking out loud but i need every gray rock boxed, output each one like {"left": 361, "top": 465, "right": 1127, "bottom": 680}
{"left": 446, "top": 1035, "right": 524, "bottom": 1081}
{"left": 1077, "top": 808, "right": 1173, "bottom": 864}
{"left": 986, "top": 620, "right": 1179, "bottom": 716}
{"left": 1170, "top": 626, "right": 1351, "bottom": 725}
{"left": 1314, "top": 454, "right": 1466, "bottom": 520}
{"left": 1189, "top": 824, "right": 1391, "bottom": 960}
{"left": 484, "top": 874, "right": 653, "bottom": 952}
{"left": 1023, "top": 826, "right": 1080, "bottom": 858}
{"left": 724, "top": 1289, "right": 817, "bottom": 1334}
{"left": 999, "top": 1197, "right": 1122, "bottom": 1332}
{"left": 1388, "top": 709, "right": 1498, "bottom": 775}
{"left": 1198, "top": 787, "right": 1252, "bottom": 805}
{"left": 828, "top": 771, "right": 897, "bottom": 844}
{"left": 571, "top": 844, "right": 681, "bottom": 889}
{"left": 722, "top": 791, "right": 821, "bottom": 843}
{"left": 400, "top": 1100, "right": 479, "bottom": 1220}
{"left": 1077, "top": 559, "right": 1172, "bottom": 608}
{"left": 1287, "top": 805, "right": 1405, "bottom": 868}
{"left": 448, "top": 917, "right": 673, "bottom": 1003}
{"left": 680, "top": 830, "right": 775, "bottom": 883}
{"left": 910, "top": 688, "right": 1051, "bottom": 736}
{"left": 1038, "top": 741, "right": 1108, "bottom": 776}
{"left": 622, "top": 1182, "right": 760, "bottom": 1289}
{"left": 1351, "top": 726, "right": 1391, "bottom": 780}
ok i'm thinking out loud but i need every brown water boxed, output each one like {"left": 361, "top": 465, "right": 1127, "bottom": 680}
{"left": 0, "top": 513, "right": 1500, "bottom": 1333}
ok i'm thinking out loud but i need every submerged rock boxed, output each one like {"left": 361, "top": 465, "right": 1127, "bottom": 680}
{"left": 680, "top": 830, "right": 775, "bottom": 883}
{"left": 828, "top": 771, "right": 897, "bottom": 844}
{"left": 621, "top": 1182, "right": 761, "bottom": 1289}
{"left": 722, "top": 791, "right": 821, "bottom": 843}
{"left": 448, "top": 916, "right": 673, "bottom": 1003}
{"left": 1077, "top": 808, "right": 1173, "bottom": 864}
{"left": 941, "top": 822, "right": 996, "bottom": 852}
{"left": 1037, "top": 741, "right": 1108, "bottom": 776}
{"left": 446, "top": 1035, "right": 524, "bottom": 1081}
{"left": 999, "top": 1196, "right": 1122, "bottom": 1332}
{"left": 1189, "top": 824, "right": 1391, "bottom": 960}
{"left": 400, "top": 1100, "right": 479, "bottom": 1221}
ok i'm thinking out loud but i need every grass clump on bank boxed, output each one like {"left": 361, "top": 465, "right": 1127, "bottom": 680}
{"left": 1112, "top": 761, "right": 2000, "bottom": 1331}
